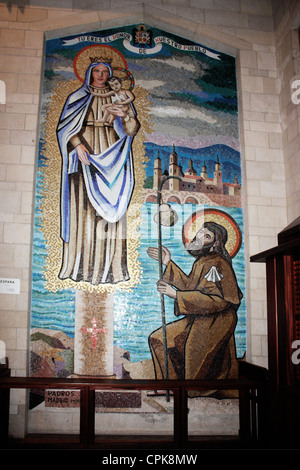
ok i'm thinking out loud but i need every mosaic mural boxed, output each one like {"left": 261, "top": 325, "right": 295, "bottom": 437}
{"left": 30, "top": 24, "right": 246, "bottom": 398}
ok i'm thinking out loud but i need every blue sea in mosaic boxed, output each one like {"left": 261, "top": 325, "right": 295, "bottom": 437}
{"left": 113, "top": 202, "right": 246, "bottom": 361}
{"left": 30, "top": 180, "right": 246, "bottom": 363}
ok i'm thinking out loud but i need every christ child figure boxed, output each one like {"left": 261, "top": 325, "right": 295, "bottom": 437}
{"left": 96, "top": 76, "right": 135, "bottom": 123}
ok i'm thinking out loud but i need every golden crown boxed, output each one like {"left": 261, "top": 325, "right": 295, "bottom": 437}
{"left": 89, "top": 56, "right": 112, "bottom": 64}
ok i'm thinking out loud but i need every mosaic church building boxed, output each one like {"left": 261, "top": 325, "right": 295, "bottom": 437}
{"left": 145, "top": 146, "right": 241, "bottom": 207}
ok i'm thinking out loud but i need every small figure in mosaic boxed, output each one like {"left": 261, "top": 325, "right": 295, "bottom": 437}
{"left": 95, "top": 76, "right": 135, "bottom": 124}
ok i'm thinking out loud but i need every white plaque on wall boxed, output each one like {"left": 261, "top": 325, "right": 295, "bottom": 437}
{"left": 0, "top": 278, "right": 20, "bottom": 294}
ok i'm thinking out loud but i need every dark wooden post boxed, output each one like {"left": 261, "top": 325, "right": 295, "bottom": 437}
{"left": 0, "top": 360, "right": 10, "bottom": 446}
{"left": 250, "top": 217, "right": 300, "bottom": 448}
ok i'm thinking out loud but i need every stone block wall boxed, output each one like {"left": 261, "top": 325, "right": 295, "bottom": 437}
{"left": 0, "top": 0, "right": 299, "bottom": 437}
{"left": 273, "top": 0, "right": 300, "bottom": 223}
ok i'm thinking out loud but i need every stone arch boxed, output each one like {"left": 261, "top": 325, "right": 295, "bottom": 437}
{"left": 185, "top": 196, "right": 199, "bottom": 204}
{"left": 167, "top": 195, "right": 181, "bottom": 204}
{"left": 145, "top": 194, "right": 157, "bottom": 203}
{"left": 43, "top": 7, "right": 244, "bottom": 59}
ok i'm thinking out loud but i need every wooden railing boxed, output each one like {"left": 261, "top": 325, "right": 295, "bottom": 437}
{"left": 0, "top": 361, "right": 269, "bottom": 449}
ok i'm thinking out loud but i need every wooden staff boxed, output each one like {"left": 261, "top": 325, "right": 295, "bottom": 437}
{"left": 157, "top": 176, "right": 181, "bottom": 401}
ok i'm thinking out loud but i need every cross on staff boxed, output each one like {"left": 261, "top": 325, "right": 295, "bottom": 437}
{"left": 80, "top": 317, "right": 108, "bottom": 351}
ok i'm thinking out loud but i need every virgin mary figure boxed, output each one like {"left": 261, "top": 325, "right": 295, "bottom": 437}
{"left": 56, "top": 55, "right": 139, "bottom": 285}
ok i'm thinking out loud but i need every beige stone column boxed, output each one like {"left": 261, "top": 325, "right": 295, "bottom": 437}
{"left": 74, "top": 290, "right": 114, "bottom": 376}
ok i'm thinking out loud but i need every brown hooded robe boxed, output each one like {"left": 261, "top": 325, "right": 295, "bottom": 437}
{"left": 148, "top": 252, "right": 242, "bottom": 390}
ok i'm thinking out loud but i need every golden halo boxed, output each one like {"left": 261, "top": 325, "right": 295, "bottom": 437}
{"left": 73, "top": 44, "right": 128, "bottom": 83}
{"left": 182, "top": 208, "right": 242, "bottom": 258}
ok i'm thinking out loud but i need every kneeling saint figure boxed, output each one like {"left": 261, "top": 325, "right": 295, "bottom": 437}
{"left": 147, "top": 221, "right": 243, "bottom": 393}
